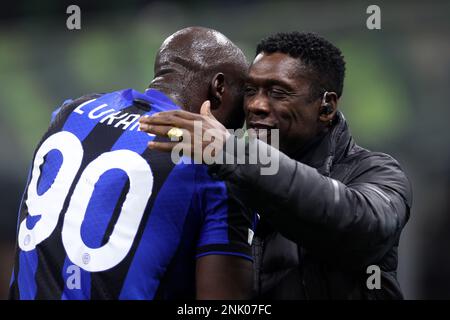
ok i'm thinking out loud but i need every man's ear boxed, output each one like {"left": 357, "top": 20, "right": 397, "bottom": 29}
{"left": 209, "top": 73, "right": 225, "bottom": 109}
{"left": 319, "top": 91, "right": 338, "bottom": 125}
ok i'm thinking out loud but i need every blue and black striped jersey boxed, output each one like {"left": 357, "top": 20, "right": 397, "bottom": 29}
{"left": 9, "top": 88, "right": 255, "bottom": 300}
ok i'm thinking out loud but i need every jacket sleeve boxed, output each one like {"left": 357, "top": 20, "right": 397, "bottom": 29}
{"left": 208, "top": 136, "right": 412, "bottom": 269}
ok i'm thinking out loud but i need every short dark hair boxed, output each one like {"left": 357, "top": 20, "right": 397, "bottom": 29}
{"left": 256, "top": 32, "right": 346, "bottom": 99}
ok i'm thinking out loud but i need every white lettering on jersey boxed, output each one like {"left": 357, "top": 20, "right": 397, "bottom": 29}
{"left": 88, "top": 104, "right": 115, "bottom": 119}
{"left": 99, "top": 111, "right": 129, "bottom": 125}
{"left": 73, "top": 98, "right": 97, "bottom": 115}
{"left": 18, "top": 131, "right": 154, "bottom": 272}
{"left": 114, "top": 114, "right": 141, "bottom": 130}
{"left": 18, "top": 131, "right": 83, "bottom": 251}
{"left": 62, "top": 149, "right": 153, "bottom": 272}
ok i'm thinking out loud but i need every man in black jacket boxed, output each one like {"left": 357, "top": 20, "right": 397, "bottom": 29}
{"left": 139, "top": 32, "right": 412, "bottom": 299}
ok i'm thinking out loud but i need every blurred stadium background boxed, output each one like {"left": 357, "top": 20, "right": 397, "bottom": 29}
{"left": 0, "top": 0, "right": 449, "bottom": 299}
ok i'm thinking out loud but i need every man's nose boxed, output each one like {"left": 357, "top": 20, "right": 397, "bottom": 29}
{"left": 246, "top": 95, "right": 270, "bottom": 116}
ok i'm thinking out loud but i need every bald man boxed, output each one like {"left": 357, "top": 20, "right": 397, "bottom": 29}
{"left": 9, "top": 27, "right": 254, "bottom": 300}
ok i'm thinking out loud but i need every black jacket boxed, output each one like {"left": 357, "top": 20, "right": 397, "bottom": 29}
{"left": 209, "top": 112, "right": 412, "bottom": 299}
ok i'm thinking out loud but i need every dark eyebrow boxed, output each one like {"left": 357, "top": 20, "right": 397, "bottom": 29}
{"left": 245, "top": 76, "right": 295, "bottom": 91}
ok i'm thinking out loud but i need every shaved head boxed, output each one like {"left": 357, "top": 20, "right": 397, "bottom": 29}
{"left": 149, "top": 27, "right": 248, "bottom": 128}
{"left": 155, "top": 26, "right": 246, "bottom": 74}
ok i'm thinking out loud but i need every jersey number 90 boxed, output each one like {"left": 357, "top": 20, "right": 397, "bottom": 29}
{"left": 18, "top": 131, "right": 154, "bottom": 272}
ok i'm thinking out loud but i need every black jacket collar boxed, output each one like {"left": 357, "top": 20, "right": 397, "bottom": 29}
{"left": 294, "top": 111, "right": 355, "bottom": 176}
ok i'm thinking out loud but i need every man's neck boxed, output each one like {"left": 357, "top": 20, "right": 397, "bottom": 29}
{"left": 148, "top": 76, "right": 186, "bottom": 108}
{"left": 291, "top": 128, "right": 330, "bottom": 163}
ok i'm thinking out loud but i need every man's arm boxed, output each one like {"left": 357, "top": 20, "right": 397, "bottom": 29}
{"left": 211, "top": 137, "right": 412, "bottom": 269}
{"left": 193, "top": 165, "right": 255, "bottom": 299}
{"left": 196, "top": 255, "right": 253, "bottom": 299}
{"left": 137, "top": 103, "right": 411, "bottom": 269}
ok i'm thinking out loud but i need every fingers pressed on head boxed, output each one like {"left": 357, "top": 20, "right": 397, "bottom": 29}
{"left": 170, "top": 110, "right": 201, "bottom": 121}
{"left": 139, "top": 124, "right": 172, "bottom": 136}
{"left": 139, "top": 113, "right": 197, "bottom": 131}
{"left": 200, "top": 100, "right": 212, "bottom": 116}
{"left": 140, "top": 110, "right": 200, "bottom": 123}
{"left": 147, "top": 141, "right": 178, "bottom": 153}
